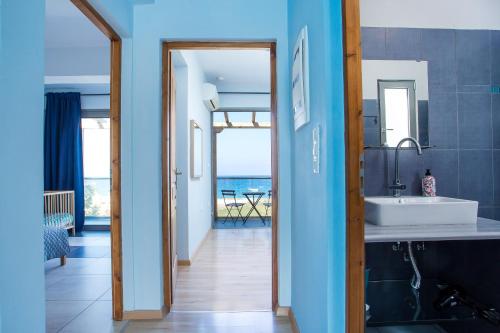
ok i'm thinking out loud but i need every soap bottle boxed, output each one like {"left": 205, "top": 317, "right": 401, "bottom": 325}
{"left": 422, "top": 169, "right": 436, "bottom": 197}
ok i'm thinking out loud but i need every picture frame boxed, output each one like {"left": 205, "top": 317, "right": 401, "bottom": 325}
{"left": 292, "top": 25, "right": 310, "bottom": 131}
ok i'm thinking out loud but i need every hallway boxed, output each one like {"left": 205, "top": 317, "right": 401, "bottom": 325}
{"left": 124, "top": 311, "right": 292, "bottom": 333}
{"left": 172, "top": 228, "right": 272, "bottom": 312}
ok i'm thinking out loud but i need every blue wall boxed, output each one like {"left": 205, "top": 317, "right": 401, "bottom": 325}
{"left": 0, "top": 1, "right": 46, "bottom": 332}
{"left": 124, "top": 0, "right": 292, "bottom": 311}
{"left": 88, "top": 0, "right": 133, "bottom": 37}
{"left": 1, "top": 1, "right": 351, "bottom": 329}
{"left": 288, "top": 0, "right": 346, "bottom": 332}
{"left": 0, "top": 1, "right": 133, "bottom": 331}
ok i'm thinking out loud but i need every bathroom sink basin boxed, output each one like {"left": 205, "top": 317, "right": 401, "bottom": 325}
{"left": 365, "top": 196, "right": 478, "bottom": 226}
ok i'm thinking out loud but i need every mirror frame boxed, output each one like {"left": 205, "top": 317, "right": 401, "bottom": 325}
{"left": 377, "top": 79, "right": 417, "bottom": 147}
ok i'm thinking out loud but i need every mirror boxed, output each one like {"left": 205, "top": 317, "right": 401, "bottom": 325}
{"left": 190, "top": 120, "right": 203, "bottom": 178}
{"left": 362, "top": 60, "right": 429, "bottom": 147}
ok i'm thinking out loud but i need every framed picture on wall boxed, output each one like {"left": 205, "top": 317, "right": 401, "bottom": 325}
{"left": 292, "top": 25, "right": 310, "bottom": 131}
{"left": 190, "top": 120, "right": 203, "bottom": 178}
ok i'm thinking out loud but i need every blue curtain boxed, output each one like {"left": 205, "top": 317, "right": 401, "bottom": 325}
{"left": 44, "top": 93, "right": 84, "bottom": 232}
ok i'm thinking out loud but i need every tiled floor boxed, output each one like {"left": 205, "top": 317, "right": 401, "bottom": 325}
{"left": 44, "top": 232, "right": 125, "bottom": 333}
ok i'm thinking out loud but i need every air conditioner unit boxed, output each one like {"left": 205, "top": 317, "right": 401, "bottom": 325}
{"left": 202, "top": 83, "right": 220, "bottom": 111}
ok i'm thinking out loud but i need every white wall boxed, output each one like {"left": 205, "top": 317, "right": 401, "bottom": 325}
{"left": 174, "top": 51, "right": 212, "bottom": 261}
{"left": 362, "top": 60, "right": 429, "bottom": 100}
{"left": 219, "top": 93, "right": 270, "bottom": 109}
{"left": 361, "top": 0, "right": 500, "bottom": 29}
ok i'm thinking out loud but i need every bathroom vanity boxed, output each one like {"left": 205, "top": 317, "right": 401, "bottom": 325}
{"left": 365, "top": 217, "right": 500, "bottom": 243}
{"left": 364, "top": 215, "right": 500, "bottom": 332}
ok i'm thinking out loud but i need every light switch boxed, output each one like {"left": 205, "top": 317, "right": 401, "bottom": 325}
{"left": 312, "top": 125, "right": 320, "bottom": 174}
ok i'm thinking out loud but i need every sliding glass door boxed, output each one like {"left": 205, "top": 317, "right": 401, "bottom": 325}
{"left": 81, "top": 115, "right": 111, "bottom": 228}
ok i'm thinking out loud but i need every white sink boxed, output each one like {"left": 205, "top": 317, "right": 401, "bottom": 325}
{"left": 365, "top": 196, "right": 478, "bottom": 226}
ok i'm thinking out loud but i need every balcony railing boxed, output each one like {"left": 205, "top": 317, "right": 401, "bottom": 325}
{"left": 216, "top": 176, "right": 272, "bottom": 219}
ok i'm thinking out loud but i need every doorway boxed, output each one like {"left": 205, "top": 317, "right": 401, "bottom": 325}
{"left": 162, "top": 42, "right": 279, "bottom": 313}
{"left": 43, "top": 0, "right": 124, "bottom": 327}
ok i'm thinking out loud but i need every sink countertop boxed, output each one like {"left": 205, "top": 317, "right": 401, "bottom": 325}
{"left": 365, "top": 217, "right": 500, "bottom": 243}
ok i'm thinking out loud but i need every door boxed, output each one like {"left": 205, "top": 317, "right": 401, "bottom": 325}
{"left": 170, "top": 68, "right": 178, "bottom": 299}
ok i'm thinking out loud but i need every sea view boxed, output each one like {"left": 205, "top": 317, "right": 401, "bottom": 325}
{"left": 217, "top": 176, "right": 272, "bottom": 198}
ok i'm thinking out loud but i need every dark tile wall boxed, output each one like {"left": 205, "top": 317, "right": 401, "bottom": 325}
{"left": 363, "top": 28, "right": 500, "bottom": 333}
{"left": 362, "top": 27, "right": 500, "bottom": 219}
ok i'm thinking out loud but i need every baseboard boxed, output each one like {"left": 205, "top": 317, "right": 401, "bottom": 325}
{"left": 177, "top": 259, "right": 191, "bottom": 266}
{"left": 289, "top": 308, "right": 300, "bottom": 333}
{"left": 276, "top": 305, "right": 290, "bottom": 317}
{"left": 122, "top": 305, "right": 167, "bottom": 320}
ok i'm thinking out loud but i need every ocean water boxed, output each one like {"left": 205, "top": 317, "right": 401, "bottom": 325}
{"left": 217, "top": 177, "right": 272, "bottom": 198}
{"left": 84, "top": 177, "right": 271, "bottom": 207}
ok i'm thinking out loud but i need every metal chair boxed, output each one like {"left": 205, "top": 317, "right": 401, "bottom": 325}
{"left": 221, "top": 190, "right": 245, "bottom": 224}
{"left": 263, "top": 190, "right": 272, "bottom": 219}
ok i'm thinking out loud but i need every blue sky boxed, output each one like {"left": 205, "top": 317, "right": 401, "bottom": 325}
{"left": 217, "top": 128, "right": 271, "bottom": 176}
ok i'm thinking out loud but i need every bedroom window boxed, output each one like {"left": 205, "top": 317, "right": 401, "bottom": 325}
{"left": 82, "top": 116, "right": 111, "bottom": 226}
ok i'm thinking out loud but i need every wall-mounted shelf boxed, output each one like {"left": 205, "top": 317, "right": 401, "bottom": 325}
{"left": 365, "top": 218, "right": 500, "bottom": 243}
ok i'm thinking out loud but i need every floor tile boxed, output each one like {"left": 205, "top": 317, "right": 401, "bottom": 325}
{"left": 69, "top": 246, "right": 111, "bottom": 258}
{"left": 45, "top": 275, "right": 111, "bottom": 301}
{"left": 99, "top": 288, "right": 113, "bottom": 301}
{"left": 45, "top": 258, "right": 112, "bottom": 276}
{"left": 69, "top": 236, "right": 111, "bottom": 247}
{"left": 59, "top": 301, "right": 126, "bottom": 333}
{"left": 45, "top": 301, "right": 92, "bottom": 333}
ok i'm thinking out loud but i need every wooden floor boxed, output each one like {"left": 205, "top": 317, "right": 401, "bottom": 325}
{"left": 172, "top": 228, "right": 272, "bottom": 312}
{"left": 124, "top": 311, "right": 292, "bottom": 333}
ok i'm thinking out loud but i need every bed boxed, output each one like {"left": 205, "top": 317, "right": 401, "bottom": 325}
{"left": 43, "top": 225, "right": 70, "bottom": 265}
{"left": 43, "top": 191, "right": 75, "bottom": 265}
{"left": 44, "top": 191, "right": 75, "bottom": 235}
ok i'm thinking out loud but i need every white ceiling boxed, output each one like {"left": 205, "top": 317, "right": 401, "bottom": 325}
{"left": 45, "top": 0, "right": 109, "bottom": 49}
{"left": 193, "top": 50, "right": 271, "bottom": 93}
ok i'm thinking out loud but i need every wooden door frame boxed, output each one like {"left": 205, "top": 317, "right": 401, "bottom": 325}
{"left": 70, "top": 0, "right": 124, "bottom": 321}
{"left": 162, "top": 41, "right": 279, "bottom": 312}
{"left": 342, "top": 0, "right": 365, "bottom": 332}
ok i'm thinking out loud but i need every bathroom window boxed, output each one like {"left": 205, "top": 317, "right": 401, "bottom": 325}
{"left": 378, "top": 80, "right": 417, "bottom": 147}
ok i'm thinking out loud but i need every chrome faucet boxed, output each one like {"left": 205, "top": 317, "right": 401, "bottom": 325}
{"left": 389, "top": 137, "right": 422, "bottom": 197}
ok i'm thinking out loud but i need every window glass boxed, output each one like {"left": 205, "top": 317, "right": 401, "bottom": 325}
{"left": 82, "top": 118, "right": 110, "bottom": 220}
{"left": 383, "top": 88, "right": 410, "bottom": 147}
